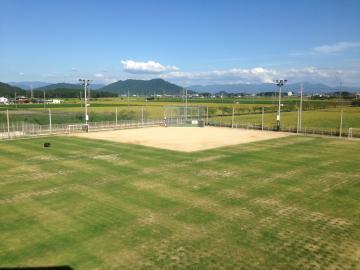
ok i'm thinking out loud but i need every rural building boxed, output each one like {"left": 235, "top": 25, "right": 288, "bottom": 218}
{"left": 16, "top": 96, "right": 29, "bottom": 103}
{"left": 0, "top": 97, "right": 9, "bottom": 104}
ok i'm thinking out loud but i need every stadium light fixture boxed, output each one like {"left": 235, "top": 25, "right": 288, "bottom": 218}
{"left": 79, "top": 79, "right": 92, "bottom": 129}
{"left": 275, "top": 79, "right": 287, "bottom": 131}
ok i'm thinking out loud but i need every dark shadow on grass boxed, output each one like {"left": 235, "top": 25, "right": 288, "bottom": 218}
{"left": 0, "top": 266, "right": 73, "bottom": 270}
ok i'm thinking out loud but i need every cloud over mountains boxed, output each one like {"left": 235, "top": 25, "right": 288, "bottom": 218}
{"left": 121, "top": 60, "right": 178, "bottom": 74}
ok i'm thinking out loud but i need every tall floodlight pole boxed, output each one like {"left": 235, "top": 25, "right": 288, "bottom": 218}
{"left": 299, "top": 83, "right": 303, "bottom": 132}
{"left": 274, "top": 79, "right": 287, "bottom": 131}
{"left": 339, "top": 109, "right": 343, "bottom": 137}
{"left": 79, "top": 79, "right": 91, "bottom": 127}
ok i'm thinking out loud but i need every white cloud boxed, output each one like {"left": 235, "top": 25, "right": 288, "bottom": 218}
{"left": 160, "top": 66, "right": 360, "bottom": 86}
{"left": 161, "top": 67, "right": 277, "bottom": 84}
{"left": 94, "top": 73, "right": 105, "bottom": 78}
{"left": 121, "top": 60, "right": 178, "bottom": 74}
{"left": 313, "top": 42, "right": 360, "bottom": 54}
{"left": 19, "top": 72, "right": 24, "bottom": 76}
{"left": 91, "top": 72, "right": 121, "bottom": 84}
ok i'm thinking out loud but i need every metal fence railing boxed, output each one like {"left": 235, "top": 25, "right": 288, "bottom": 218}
{"left": 207, "top": 121, "right": 360, "bottom": 139}
{"left": 0, "top": 117, "right": 359, "bottom": 141}
{"left": 0, "top": 119, "right": 164, "bottom": 140}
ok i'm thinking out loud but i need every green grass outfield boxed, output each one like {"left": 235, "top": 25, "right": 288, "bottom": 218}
{"left": 0, "top": 135, "right": 359, "bottom": 269}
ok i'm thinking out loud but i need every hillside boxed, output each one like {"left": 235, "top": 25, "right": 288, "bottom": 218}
{"left": 100, "top": 79, "right": 184, "bottom": 95}
{"left": 34, "top": 82, "right": 105, "bottom": 91}
{"left": 35, "top": 83, "right": 82, "bottom": 91}
{"left": 0, "top": 82, "right": 26, "bottom": 97}
{"left": 8, "top": 81, "right": 51, "bottom": 90}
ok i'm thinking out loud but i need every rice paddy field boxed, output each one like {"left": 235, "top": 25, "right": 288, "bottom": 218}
{"left": 1, "top": 98, "right": 359, "bottom": 134}
{"left": 213, "top": 107, "right": 360, "bottom": 131}
{"left": 0, "top": 133, "right": 359, "bottom": 269}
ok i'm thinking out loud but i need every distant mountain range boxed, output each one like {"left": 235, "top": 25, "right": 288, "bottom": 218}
{"left": 8, "top": 82, "right": 105, "bottom": 90}
{"left": 35, "top": 83, "right": 82, "bottom": 91}
{"left": 35, "top": 83, "right": 105, "bottom": 91}
{"left": 8, "top": 81, "right": 51, "bottom": 89}
{"left": 100, "top": 79, "right": 184, "bottom": 95}
{"left": 0, "top": 82, "right": 115, "bottom": 98}
{"left": 1, "top": 79, "right": 183, "bottom": 98}
{"left": 188, "top": 82, "right": 360, "bottom": 93}
{"left": 4, "top": 80, "right": 360, "bottom": 97}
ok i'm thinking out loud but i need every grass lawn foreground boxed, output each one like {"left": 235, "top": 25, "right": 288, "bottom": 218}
{"left": 0, "top": 134, "right": 359, "bottom": 269}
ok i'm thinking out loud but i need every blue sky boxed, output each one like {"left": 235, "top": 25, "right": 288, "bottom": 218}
{"left": 1, "top": 0, "right": 360, "bottom": 86}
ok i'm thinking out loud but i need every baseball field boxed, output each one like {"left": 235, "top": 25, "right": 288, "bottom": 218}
{"left": 0, "top": 129, "right": 359, "bottom": 269}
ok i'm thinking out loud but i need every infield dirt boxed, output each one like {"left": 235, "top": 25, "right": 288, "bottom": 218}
{"left": 72, "top": 126, "right": 291, "bottom": 152}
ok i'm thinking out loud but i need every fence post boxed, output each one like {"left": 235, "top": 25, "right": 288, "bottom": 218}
{"left": 206, "top": 106, "right": 209, "bottom": 125}
{"left": 339, "top": 109, "right": 343, "bottom": 137}
{"left": 261, "top": 107, "right": 264, "bottom": 131}
{"left": 6, "top": 110, "right": 10, "bottom": 139}
{"left": 115, "top": 107, "right": 118, "bottom": 128}
{"left": 297, "top": 106, "right": 300, "bottom": 134}
{"left": 141, "top": 106, "right": 144, "bottom": 127}
{"left": 49, "top": 109, "right": 52, "bottom": 134}
{"left": 231, "top": 107, "right": 235, "bottom": 128}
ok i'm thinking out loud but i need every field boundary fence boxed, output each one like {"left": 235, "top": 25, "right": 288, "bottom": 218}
{"left": 0, "top": 119, "right": 164, "bottom": 140}
{"left": 0, "top": 116, "right": 359, "bottom": 140}
{"left": 207, "top": 121, "right": 360, "bottom": 139}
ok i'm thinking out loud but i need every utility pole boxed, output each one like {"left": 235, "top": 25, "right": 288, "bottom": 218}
{"left": 275, "top": 79, "right": 287, "bottom": 131}
{"left": 79, "top": 79, "right": 91, "bottom": 129}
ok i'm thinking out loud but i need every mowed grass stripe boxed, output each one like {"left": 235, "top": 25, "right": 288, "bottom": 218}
{"left": 0, "top": 135, "right": 359, "bottom": 269}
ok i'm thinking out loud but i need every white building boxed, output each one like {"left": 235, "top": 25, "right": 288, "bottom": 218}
{"left": 287, "top": 91, "right": 293, "bottom": 96}
{"left": 0, "top": 97, "right": 9, "bottom": 104}
{"left": 51, "top": 99, "right": 62, "bottom": 104}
